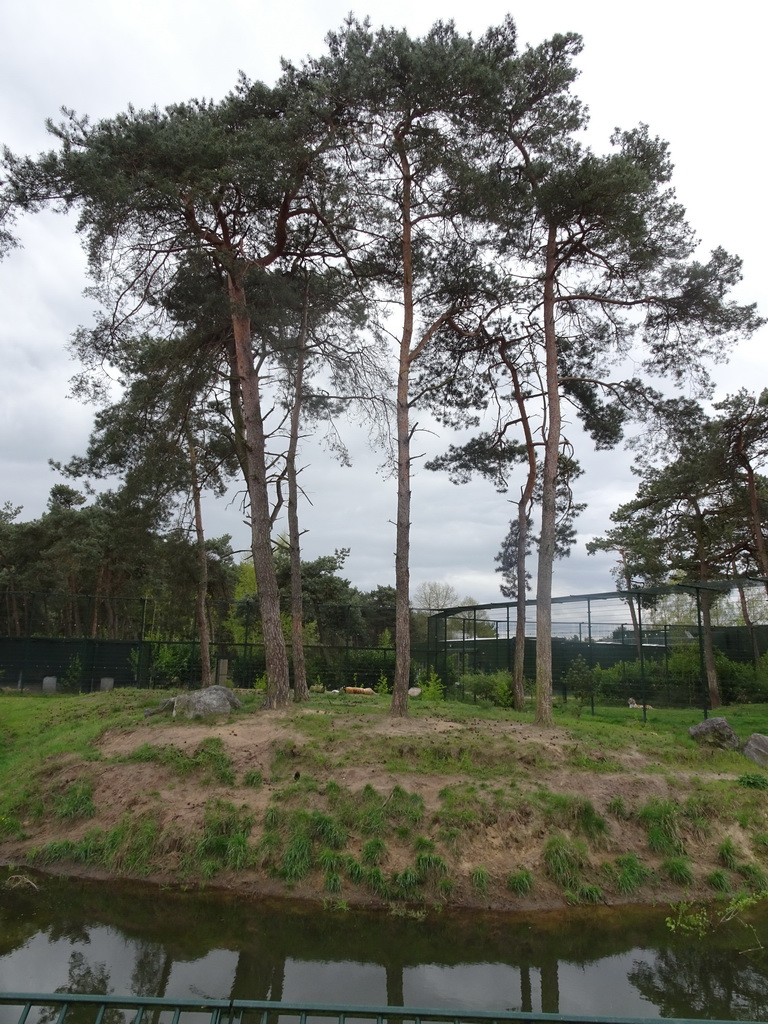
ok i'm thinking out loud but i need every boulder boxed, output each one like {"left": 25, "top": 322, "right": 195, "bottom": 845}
{"left": 144, "top": 685, "right": 243, "bottom": 719}
{"left": 688, "top": 717, "right": 740, "bottom": 751}
{"left": 743, "top": 733, "right": 768, "bottom": 768}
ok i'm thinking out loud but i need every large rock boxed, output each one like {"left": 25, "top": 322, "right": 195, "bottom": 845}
{"left": 144, "top": 685, "right": 243, "bottom": 719}
{"left": 743, "top": 733, "right": 768, "bottom": 768}
{"left": 688, "top": 717, "right": 740, "bottom": 750}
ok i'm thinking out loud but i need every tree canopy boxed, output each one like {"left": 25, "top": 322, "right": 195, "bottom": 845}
{"left": 1, "top": 15, "right": 762, "bottom": 717}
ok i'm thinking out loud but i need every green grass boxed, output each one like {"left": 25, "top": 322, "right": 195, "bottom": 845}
{"left": 506, "top": 869, "right": 533, "bottom": 896}
{"left": 544, "top": 834, "right": 589, "bottom": 890}
{"left": 568, "top": 883, "right": 603, "bottom": 905}
{"left": 736, "top": 861, "right": 768, "bottom": 891}
{"left": 280, "top": 817, "right": 314, "bottom": 883}
{"left": 606, "top": 796, "right": 630, "bottom": 819}
{"left": 610, "top": 853, "right": 652, "bottom": 895}
{"left": 470, "top": 865, "right": 490, "bottom": 895}
{"left": 361, "top": 837, "right": 387, "bottom": 866}
{"left": 718, "top": 837, "right": 740, "bottom": 871}
{"left": 566, "top": 745, "right": 623, "bottom": 772}
{"left": 707, "top": 869, "right": 731, "bottom": 892}
{"left": 638, "top": 798, "right": 685, "bottom": 855}
{"left": 324, "top": 870, "right": 343, "bottom": 894}
{"left": 128, "top": 736, "right": 235, "bottom": 785}
{"left": 663, "top": 856, "right": 694, "bottom": 886}
{"left": 31, "top": 811, "right": 166, "bottom": 877}
{"left": 0, "top": 689, "right": 159, "bottom": 820}
{"left": 7, "top": 691, "right": 768, "bottom": 903}
{"left": 537, "top": 791, "right": 608, "bottom": 844}
{"left": 52, "top": 780, "right": 96, "bottom": 820}
{"left": 415, "top": 852, "right": 448, "bottom": 882}
{"left": 196, "top": 800, "right": 255, "bottom": 873}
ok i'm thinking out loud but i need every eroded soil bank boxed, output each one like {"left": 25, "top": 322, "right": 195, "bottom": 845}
{"left": 2, "top": 696, "right": 767, "bottom": 910}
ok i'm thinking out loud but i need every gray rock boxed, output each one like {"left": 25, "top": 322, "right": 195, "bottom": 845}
{"left": 144, "top": 685, "right": 243, "bottom": 720}
{"left": 688, "top": 717, "right": 740, "bottom": 750}
{"left": 743, "top": 733, "right": 768, "bottom": 768}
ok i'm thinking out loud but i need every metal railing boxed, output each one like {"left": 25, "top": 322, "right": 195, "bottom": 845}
{"left": 1, "top": 994, "right": 765, "bottom": 1024}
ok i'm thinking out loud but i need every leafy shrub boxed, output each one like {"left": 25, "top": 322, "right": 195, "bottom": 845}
{"left": 458, "top": 671, "right": 515, "bottom": 707}
{"left": 419, "top": 668, "right": 445, "bottom": 702}
{"left": 738, "top": 772, "right": 768, "bottom": 790}
{"left": 563, "top": 656, "right": 597, "bottom": 702}
{"left": 59, "top": 654, "right": 84, "bottom": 694}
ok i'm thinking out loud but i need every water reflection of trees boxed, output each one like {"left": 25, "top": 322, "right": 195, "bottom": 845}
{"left": 629, "top": 945, "right": 768, "bottom": 1021}
{"left": 37, "top": 952, "right": 123, "bottom": 1024}
{"left": 7, "top": 877, "right": 768, "bottom": 1021}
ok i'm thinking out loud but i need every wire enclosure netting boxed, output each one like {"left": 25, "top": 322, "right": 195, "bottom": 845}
{"left": 1, "top": 581, "right": 767, "bottom": 706}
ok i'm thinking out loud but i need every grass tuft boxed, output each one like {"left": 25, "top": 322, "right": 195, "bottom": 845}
{"left": 638, "top": 798, "right": 684, "bottom": 855}
{"left": 52, "top": 780, "right": 96, "bottom": 820}
{"left": 544, "top": 834, "right": 588, "bottom": 890}
{"left": 718, "top": 837, "right": 740, "bottom": 871}
{"left": 470, "top": 865, "right": 490, "bottom": 895}
{"left": 707, "top": 869, "right": 731, "bottom": 892}
{"left": 663, "top": 856, "right": 694, "bottom": 886}
{"left": 506, "top": 869, "right": 533, "bottom": 896}
{"left": 361, "top": 837, "right": 387, "bottom": 867}
{"left": 612, "top": 853, "right": 652, "bottom": 895}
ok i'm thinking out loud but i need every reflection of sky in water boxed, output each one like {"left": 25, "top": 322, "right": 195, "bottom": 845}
{"left": 278, "top": 955, "right": 660, "bottom": 1017}
{"left": 401, "top": 956, "right": 658, "bottom": 1017}
{"left": 283, "top": 960, "right": 387, "bottom": 1006}
{"left": 0, "top": 928, "right": 137, "bottom": 996}
{"left": 164, "top": 950, "right": 239, "bottom": 1000}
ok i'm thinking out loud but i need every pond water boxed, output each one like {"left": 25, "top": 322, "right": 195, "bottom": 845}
{"left": 1, "top": 873, "right": 768, "bottom": 1021}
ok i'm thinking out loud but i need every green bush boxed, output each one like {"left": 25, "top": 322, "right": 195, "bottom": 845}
{"left": 420, "top": 668, "right": 445, "bottom": 702}
{"left": 458, "top": 671, "right": 516, "bottom": 707}
{"left": 563, "top": 656, "right": 597, "bottom": 702}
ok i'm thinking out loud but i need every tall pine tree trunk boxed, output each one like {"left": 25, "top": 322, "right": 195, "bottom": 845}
{"left": 700, "top": 588, "right": 721, "bottom": 709}
{"left": 187, "top": 431, "right": 212, "bottom": 688}
{"left": 228, "top": 276, "right": 290, "bottom": 708}
{"left": 391, "top": 139, "right": 415, "bottom": 718}
{"left": 504, "top": 350, "right": 537, "bottom": 711}
{"left": 287, "top": 286, "right": 309, "bottom": 702}
{"left": 535, "top": 224, "right": 560, "bottom": 726}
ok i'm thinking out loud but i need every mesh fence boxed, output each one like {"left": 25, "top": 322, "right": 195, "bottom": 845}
{"left": 2, "top": 586, "right": 767, "bottom": 707}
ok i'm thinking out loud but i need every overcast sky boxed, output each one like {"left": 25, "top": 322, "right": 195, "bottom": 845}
{"left": 1, "top": 0, "right": 765, "bottom": 608}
